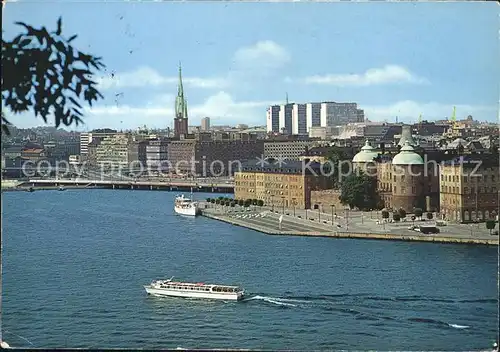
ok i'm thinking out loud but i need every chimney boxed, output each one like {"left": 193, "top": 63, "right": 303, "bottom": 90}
{"left": 379, "top": 142, "right": 385, "bottom": 154}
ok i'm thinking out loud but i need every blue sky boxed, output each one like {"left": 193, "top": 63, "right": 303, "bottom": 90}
{"left": 3, "top": 1, "right": 499, "bottom": 130}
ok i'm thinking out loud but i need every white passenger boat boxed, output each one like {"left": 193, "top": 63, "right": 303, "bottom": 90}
{"left": 174, "top": 194, "right": 199, "bottom": 216}
{"left": 144, "top": 277, "right": 245, "bottom": 301}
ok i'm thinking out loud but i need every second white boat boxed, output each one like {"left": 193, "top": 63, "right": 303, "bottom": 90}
{"left": 174, "top": 194, "right": 199, "bottom": 216}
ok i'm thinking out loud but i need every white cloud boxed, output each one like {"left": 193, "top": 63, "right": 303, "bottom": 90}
{"left": 82, "top": 91, "right": 278, "bottom": 129}
{"left": 361, "top": 100, "right": 497, "bottom": 123}
{"left": 96, "top": 40, "right": 290, "bottom": 92}
{"left": 97, "top": 66, "right": 229, "bottom": 90}
{"left": 302, "top": 65, "right": 429, "bottom": 86}
{"left": 231, "top": 40, "right": 291, "bottom": 71}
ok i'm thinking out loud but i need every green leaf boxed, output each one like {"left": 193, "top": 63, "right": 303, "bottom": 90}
{"left": 56, "top": 17, "right": 62, "bottom": 35}
{"left": 69, "top": 96, "right": 82, "bottom": 108}
{"left": 19, "top": 38, "right": 31, "bottom": 47}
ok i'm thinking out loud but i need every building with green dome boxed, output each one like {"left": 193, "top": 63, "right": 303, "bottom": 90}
{"left": 391, "top": 142, "right": 426, "bottom": 212}
{"left": 352, "top": 140, "right": 379, "bottom": 176}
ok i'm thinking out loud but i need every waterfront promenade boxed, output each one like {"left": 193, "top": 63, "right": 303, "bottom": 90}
{"left": 201, "top": 204, "right": 499, "bottom": 246}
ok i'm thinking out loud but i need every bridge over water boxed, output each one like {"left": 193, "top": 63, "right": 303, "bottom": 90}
{"left": 21, "top": 179, "right": 235, "bottom": 193}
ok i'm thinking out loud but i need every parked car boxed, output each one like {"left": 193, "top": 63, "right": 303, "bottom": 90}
{"left": 419, "top": 226, "right": 440, "bottom": 234}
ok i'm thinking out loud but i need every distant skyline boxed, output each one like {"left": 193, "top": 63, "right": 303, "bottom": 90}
{"left": 2, "top": 1, "right": 499, "bottom": 131}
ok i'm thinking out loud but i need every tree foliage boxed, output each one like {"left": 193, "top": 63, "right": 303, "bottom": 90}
{"left": 339, "top": 172, "right": 379, "bottom": 211}
{"left": 381, "top": 210, "right": 390, "bottom": 219}
{"left": 485, "top": 220, "right": 496, "bottom": 234}
{"left": 327, "top": 146, "right": 354, "bottom": 187}
{"left": 397, "top": 208, "right": 407, "bottom": 219}
{"left": 2, "top": 18, "right": 106, "bottom": 134}
{"left": 413, "top": 208, "right": 423, "bottom": 218}
{"left": 393, "top": 213, "right": 401, "bottom": 222}
{"left": 426, "top": 212, "right": 433, "bottom": 220}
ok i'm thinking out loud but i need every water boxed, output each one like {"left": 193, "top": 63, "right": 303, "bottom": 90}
{"left": 2, "top": 190, "right": 498, "bottom": 350}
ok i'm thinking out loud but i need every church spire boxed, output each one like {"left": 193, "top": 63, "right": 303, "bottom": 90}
{"left": 175, "top": 61, "right": 187, "bottom": 120}
{"left": 177, "top": 61, "right": 184, "bottom": 97}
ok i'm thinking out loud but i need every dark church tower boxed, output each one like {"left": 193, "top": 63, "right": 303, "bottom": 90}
{"left": 174, "top": 62, "right": 189, "bottom": 137}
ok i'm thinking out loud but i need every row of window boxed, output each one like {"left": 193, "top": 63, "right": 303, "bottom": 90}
{"left": 441, "top": 209, "right": 498, "bottom": 221}
{"left": 442, "top": 186, "right": 498, "bottom": 194}
{"left": 235, "top": 182, "right": 303, "bottom": 189}
{"left": 441, "top": 174, "right": 497, "bottom": 182}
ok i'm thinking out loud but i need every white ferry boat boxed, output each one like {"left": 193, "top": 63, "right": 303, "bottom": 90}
{"left": 144, "top": 277, "right": 245, "bottom": 301}
{"left": 174, "top": 194, "right": 199, "bottom": 216}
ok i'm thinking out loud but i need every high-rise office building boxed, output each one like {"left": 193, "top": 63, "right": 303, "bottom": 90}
{"left": 306, "top": 103, "right": 322, "bottom": 132}
{"left": 266, "top": 101, "right": 365, "bottom": 135}
{"left": 266, "top": 105, "right": 281, "bottom": 133}
{"left": 292, "top": 103, "right": 307, "bottom": 135}
{"left": 201, "top": 117, "right": 210, "bottom": 131}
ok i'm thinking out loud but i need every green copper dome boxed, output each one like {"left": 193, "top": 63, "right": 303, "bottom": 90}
{"left": 392, "top": 141, "right": 424, "bottom": 165}
{"left": 352, "top": 140, "right": 379, "bottom": 163}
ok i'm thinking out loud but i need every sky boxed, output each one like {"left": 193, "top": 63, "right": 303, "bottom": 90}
{"left": 2, "top": 1, "right": 499, "bottom": 131}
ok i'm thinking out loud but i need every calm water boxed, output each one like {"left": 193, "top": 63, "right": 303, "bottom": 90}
{"left": 2, "top": 190, "right": 498, "bottom": 350}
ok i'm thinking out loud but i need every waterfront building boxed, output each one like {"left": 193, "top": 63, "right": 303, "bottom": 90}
{"left": 80, "top": 130, "right": 119, "bottom": 158}
{"left": 234, "top": 159, "right": 333, "bottom": 209}
{"left": 174, "top": 63, "right": 189, "bottom": 137}
{"left": 44, "top": 141, "right": 80, "bottom": 161}
{"left": 69, "top": 155, "right": 82, "bottom": 166}
{"left": 167, "top": 136, "right": 264, "bottom": 176}
{"left": 95, "top": 134, "right": 132, "bottom": 167}
{"left": 20, "top": 148, "right": 46, "bottom": 162}
{"left": 167, "top": 139, "right": 196, "bottom": 175}
{"left": 145, "top": 139, "right": 169, "bottom": 168}
{"left": 128, "top": 140, "right": 149, "bottom": 166}
{"left": 201, "top": 117, "right": 211, "bottom": 132}
{"left": 439, "top": 156, "right": 499, "bottom": 223}
{"left": 2, "top": 145, "right": 24, "bottom": 159}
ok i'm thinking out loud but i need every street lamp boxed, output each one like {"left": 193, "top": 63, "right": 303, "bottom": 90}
{"left": 281, "top": 196, "right": 285, "bottom": 214}
{"left": 331, "top": 205, "right": 335, "bottom": 226}
{"left": 345, "top": 207, "right": 349, "bottom": 231}
{"left": 271, "top": 195, "right": 275, "bottom": 212}
{"left": 317, "top": 202, "right": 321, "bottom": 222}
{"left": 292, "top": 198, "right": 296, "bottom": 217}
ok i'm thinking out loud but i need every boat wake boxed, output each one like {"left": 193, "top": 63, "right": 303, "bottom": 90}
{"left": 406, "top": 318, "right": 471, "bottom": 329}
{"left": 243, "top": 294, "right": 474, "bottom": 330}
{"left": 448, "top": 324, "right": 471, "bottom": 329}
{"left": 243, "top": 295, "right": 299, "bottom": 307}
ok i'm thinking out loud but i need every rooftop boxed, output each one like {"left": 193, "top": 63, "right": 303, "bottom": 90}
{"left": 392, "top": 142, "right": 424, "bottom": 165}
{"left": 239, "top": 158, "right": 326, "bottom": 175}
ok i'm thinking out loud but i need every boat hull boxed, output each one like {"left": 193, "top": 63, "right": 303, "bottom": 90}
{"left": 174, "top": 205, "right": 198, "bottom": 216}
{"left": 144, "top": 286, "right": 244, "bottom": 301}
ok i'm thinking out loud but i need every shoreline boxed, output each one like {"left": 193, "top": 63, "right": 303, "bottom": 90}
{"left": 201, "top": 211, "right": 499, "bottom": 246}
